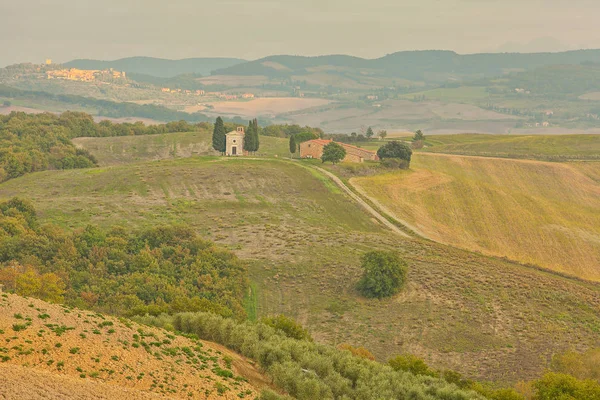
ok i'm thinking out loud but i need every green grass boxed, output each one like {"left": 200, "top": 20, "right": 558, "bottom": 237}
{"left": 421, "top": 133, "right": 600, "bottom": 160}
{"left": 73, "top": 131, "right": 290, "bottom": 166}
{"left": 2, "top": 154, "right": 600, "bottom": 385}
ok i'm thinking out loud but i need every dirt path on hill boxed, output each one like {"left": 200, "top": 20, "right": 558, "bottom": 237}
{"left": 314, "top": 167, "right": 411, "bottom": 238}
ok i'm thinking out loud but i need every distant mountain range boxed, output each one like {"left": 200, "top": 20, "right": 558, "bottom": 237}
{"left": 64, "top": 56, "right": 246, "bottom": 78}
{"left": 211, "top": 50, "right": 600, "bottom": 82}
{"left": 64, "top": 50, "right": 600, "bottom": 84}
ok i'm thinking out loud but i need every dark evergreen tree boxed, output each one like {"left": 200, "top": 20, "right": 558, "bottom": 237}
{"left": 413, "top": 129, "right": 425, "bottom": 142}
{"left": 289, "top": 135, "right": 297, "bottom": 158}
{"left": 252, "top": 118, "right": 260, "bottom": 153}
{"left": 212, "top": 117, "right": 226, "bottom": 154}
{"left": 366, "top": 126, "right": 374, "bottom": 139}
{"left": 244, "top": 120, "right": 256, "bottom": 154}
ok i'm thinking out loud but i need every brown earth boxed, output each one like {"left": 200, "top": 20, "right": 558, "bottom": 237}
{"left": 0, "top": 293, "right": 267, "bottom": 399}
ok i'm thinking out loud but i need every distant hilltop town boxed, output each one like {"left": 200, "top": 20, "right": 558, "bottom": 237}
{"left": 47, "top": 68, "right": 126, "bottom": 82}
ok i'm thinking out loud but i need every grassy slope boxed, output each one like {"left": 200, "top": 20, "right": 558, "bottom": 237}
{"left": 352, "top": 153, "right": 600, "bottom": 281}
{"left": 0, "top": 293, "right": 266, "bottom": 399}
{"left": 73, "top": 131, "right": 290, "bottom": 166}
{"left": 1, "top": 156, "right": 600, "bottom": 384}
{"left": 421, "top": 134, "right": 600, "bottom": 160}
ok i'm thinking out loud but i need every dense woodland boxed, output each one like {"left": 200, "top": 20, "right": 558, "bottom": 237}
{"left": 0, "top": 198, "right": 248, "bottom": 318}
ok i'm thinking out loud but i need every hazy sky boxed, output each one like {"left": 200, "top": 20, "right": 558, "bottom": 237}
{"left": 1, "top": 0, "right": 599, "bottom": 66}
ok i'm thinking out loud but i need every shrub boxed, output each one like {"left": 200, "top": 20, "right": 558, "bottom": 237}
{"left": 261, "top": 315, "right": 312, "bottom": 341}
{"left": 337, "top": 343, "right": 375, "bottom": 360}
{"left": 357, "top": 251, "right": 408, "bottom": 299}
{"left": 388, "top": 354, "right": 437, "bottom": 377}
{"left": 381, "top": 158, "right": 410, "bottom": 169}
{"left": 533, "top": 372, "right": 600, "bottom": 400}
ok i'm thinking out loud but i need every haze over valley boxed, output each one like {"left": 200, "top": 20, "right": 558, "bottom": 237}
{"left": 1, "top": 1, "right": 600, "bottom": 399}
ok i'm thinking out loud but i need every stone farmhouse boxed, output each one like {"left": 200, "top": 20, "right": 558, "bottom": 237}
{"left": 300, "top": 139, "right": 379, "bottom": 163}
{"left": 226, "top": 127, "right": 247, "bottom": 156}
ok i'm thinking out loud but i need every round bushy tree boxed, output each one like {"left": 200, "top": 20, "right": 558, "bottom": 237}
{"left": 376, "top": 141, "right": 413, "bottom": 169}
{"left": 321, "top": 142, "right": 346, "bottom": 164}
{"left": 357, "top": 251, "right": 407, "bottom": 298}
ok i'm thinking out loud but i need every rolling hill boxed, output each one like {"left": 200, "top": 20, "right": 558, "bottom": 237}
{"left": 421, "top": 134, "right": 600, "bottom": 160}
{"left": 1, "top": 148, "right": 600, "bottom": 384}
{"left": 64, "top": 57, "right": 246, "bottom": 78}
{"left": 352, "top": 153, "right": 600, "bottom": 281}
{"left": 0, "top": 293, "right": 267, "bottom": 399}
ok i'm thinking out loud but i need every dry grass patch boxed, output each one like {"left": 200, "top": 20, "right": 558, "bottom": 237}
{"left": 352, "top": 154, "right": 600, "bottom": 280}
{"left": 0, "top": 293, "right": 265, "bottom": 399}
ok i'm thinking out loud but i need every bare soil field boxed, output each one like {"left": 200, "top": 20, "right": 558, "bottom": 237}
{"left": 280, "top": 100, "right": 520, "bottom": 133}
{"left": 0, "top": 293, "right": 265, "bottom": 399}
{"left": 579, "top": 91, "right": 600, "bottom": 100}
{"left": 196, "top": 75, "right": 279, "bottom": 87}
{"left": 200, "top": 97, "right": 332, "bottom": 118}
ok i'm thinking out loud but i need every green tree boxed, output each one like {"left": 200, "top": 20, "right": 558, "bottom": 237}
{"left": 289, "top": 135, "right": 297, "bottom": 158}
{"left": 388, "top": 354, "right": 437, "bottom": 377}
{"left": 252, "top": 118, "right": 260, "bottom": 153}
{"left": 261, "top": 314, "right": 313, "bottom": 341}
{"left": 357, "top": 251, "right": 407, "bottom": 298}
{"left": 377, "top": 141, "right": 413, "bottom": 169}
{"left": 366, "top": 126, "right": 374, "bottom": 139}
{"left": 244, "top": 120, "right": 256, "bottom": 154}
{"left": 413, "top": 129, "right": 425, "bottom": 141}
{"left": 212, "top": 117, "right": 226, "bottom": 154}
{"left": 533, "top": 372, "right": 600, "bottom": 400}
{"left": 321, "top": 142, "right": 346, "bottom": 164}
{"left": 378, "top": 130, "right": 387, "bottom": 140}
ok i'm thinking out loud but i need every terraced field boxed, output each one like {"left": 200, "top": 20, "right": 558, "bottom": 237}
{"left": 1, "top": 155, "right": 600, "bottom": 384}
{"left": 352, "top": 153, "right": 600, "bottom": 281}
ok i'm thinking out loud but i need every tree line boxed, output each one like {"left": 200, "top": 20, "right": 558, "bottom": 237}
{"left": 136, "top": 311, "right": 600, "bottom": 400}
{"left": 0, "top": 111, "right": 214, "bottom": 182}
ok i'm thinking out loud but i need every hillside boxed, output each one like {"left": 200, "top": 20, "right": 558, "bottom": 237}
{"left": 213, "top": 49, "right": 600, "bottom": 83}
{"left": 2, "top": 154, "right": 600, "bottom": 384}
{"left": 72, "top": 131, "right": 289, "bottom": 166}
{"left": 64, "top": 57, "right": 246, "bottom": 78}
{"left": 482, "top": 63, "right": 600, "bottom": 98}
{"left": 421, "top": 134, "right": 600, "bottom": 160}
{"left": 352, "top": 153, "right": 600, "bottom": 281}
{"left": 0, "top": 293, "right": 267, "bottom": 399}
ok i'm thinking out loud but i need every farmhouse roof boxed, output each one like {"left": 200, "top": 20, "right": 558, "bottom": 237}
{"left": 304, "top": 139, "right": 378, "bottom": 156}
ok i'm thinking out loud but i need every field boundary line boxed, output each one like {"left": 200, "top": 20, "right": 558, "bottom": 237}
{"left": 312, "top": 166, "right": 411, "bottom": 238}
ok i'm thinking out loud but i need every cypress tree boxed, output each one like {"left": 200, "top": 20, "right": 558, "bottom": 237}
{"left": 212, "top": 117, "right": 226, "bottom": 154}
{"left": 252, "top": 118, "right": 259, "bottom": 153}
{"left": 289, "top": 135, "right": 296, "bottom": 158}
{"left": 244, "top": 120, "right": 255, "bottom": 154}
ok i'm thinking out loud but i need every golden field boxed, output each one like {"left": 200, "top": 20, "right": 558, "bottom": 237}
{"left": 352, "top": 153, "right": 600, "bottom": 281}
